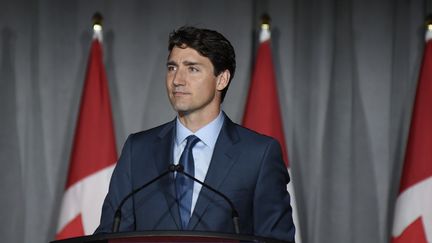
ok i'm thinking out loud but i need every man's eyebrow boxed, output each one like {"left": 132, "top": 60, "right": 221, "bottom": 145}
{"left": 166, "top": 60, "right": 203, "bottom": 66}
{"left": 166, "top": 60, "right": 177, "bottom": 66}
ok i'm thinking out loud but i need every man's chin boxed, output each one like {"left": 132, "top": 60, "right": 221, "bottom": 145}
{"left": 172, "top": 105, "right": 191, "bottom": 115}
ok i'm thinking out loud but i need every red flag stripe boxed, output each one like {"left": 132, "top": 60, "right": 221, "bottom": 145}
{"left": 242, "top": 40, "right": 289, "bottom": 165}
{"left": 398, "top": 40, "right": 432, "bottom": 193}
{"left": 392, "top": 217, "right": 428, "bottom": 243}
{"left": 55, "top": 214, "right": 85, "bottom": 240}
{"left": 56, "top": 38, "right": 117, "bottom": 239}
{"left": 392, "top": 35, "right": 432, "bottom": 242}
{"left": 65, "top": 40, "right": 117, "bottom": 189}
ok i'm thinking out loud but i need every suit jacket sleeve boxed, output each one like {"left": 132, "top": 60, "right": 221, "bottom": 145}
{"left": 94, "top": 134, "right": 135, "bottom": 233}
{"left": 253, "top": 138, "right": 296, "bottom": 241}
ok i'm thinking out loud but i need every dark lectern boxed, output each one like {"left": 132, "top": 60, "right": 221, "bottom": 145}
{"left": 50, "top": 231, "right": 293, "bottom": 243}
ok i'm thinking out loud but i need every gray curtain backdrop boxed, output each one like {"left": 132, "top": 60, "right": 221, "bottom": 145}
{"left": 0, "top": 0, "right": 429, "bottom": 242}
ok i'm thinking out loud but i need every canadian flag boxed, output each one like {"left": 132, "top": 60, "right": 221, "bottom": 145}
{"left": 391, "top": 28, "right": 432, "bottom": 242}
{"left": 242, "top": 26, "right": 301, "bottom": 243}
{"left": 55, "top": 31, "right": 117, "bottom": 240}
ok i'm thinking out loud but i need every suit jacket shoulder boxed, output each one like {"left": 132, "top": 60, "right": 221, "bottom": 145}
{"left": 190, "top": 115, "right": 294, "bottom": 241}
{"left": 129, "top": 119, "right": 175, "bottom": 143}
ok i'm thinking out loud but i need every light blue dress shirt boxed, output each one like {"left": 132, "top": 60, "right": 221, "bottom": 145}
{"left": 173, "top": 111, "right": 225, "bottom": 216}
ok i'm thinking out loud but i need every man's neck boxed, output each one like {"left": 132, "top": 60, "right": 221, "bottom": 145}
{"left": 177, "top": 108, "right": 221, "bottom": 133}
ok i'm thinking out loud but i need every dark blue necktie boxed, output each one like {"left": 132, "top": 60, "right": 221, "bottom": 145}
{"left": 176, "top": 135, "right": 200, "bottom": 229}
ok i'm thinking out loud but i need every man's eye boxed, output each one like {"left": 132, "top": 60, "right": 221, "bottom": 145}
{"left": 189, "top": 66, "right": 199, "bottom": 72}
{"left": 167, "top": 66, "right": 176, "bottom": 71}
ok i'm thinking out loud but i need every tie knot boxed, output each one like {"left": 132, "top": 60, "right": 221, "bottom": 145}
{"left": 185, "top": 135, "right": 200, "bottom": 150}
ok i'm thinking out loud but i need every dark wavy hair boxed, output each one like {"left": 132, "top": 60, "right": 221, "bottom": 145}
{"left": 168, "top": 26, "right": 236, "bottom": 103}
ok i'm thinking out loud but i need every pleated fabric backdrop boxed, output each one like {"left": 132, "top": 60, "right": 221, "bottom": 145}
{"left": 0, "top": 0, "right": 427, "bottom": 242}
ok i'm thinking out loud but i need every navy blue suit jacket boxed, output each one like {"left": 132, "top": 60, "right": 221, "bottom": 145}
{"left": 95, "top": 115, "right": 295, "bottom": 241}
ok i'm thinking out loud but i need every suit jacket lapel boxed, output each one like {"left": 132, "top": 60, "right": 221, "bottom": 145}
{"left": 153, "top": 120, "right": 182, "bottom": 230}
{"left": 189, "top": 116, "right": 240, "bottom": 229}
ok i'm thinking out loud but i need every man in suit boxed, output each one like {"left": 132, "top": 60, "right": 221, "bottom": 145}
{"left": 95, "top": 26, "right": 295, "bottom": 242}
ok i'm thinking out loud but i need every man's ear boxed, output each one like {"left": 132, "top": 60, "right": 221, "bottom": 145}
{"left": 216, "top": 70, "right": 230, "bottom": 91}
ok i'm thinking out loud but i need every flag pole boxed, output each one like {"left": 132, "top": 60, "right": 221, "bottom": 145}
{"left": 425, "top": 14, "right": 432, "bottom": 42}
{"left": 92, "top": 12, "right": 103, "bottom": 42}
{"left": 259, "top": 13, "right": 271, "bottom": 43}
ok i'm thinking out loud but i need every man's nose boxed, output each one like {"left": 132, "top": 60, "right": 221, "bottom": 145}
{"left": 172, "top": 68, "right": 186, "bottom": 86}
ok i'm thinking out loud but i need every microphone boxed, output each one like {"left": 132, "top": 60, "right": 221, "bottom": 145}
{"left": 112, "top": 164, "right": 177, "bottom": 232}
{"left": 174, "top": 164, "right": 241, "bottom": 234}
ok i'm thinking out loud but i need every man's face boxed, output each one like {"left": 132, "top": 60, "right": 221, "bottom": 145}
{"left": 166, "top": 46, "right": 228, "bottom": 116}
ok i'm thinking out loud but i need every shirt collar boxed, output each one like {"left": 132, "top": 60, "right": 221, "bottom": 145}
{"left": 175, "top": 111, "right": 225, "bottom": 149}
